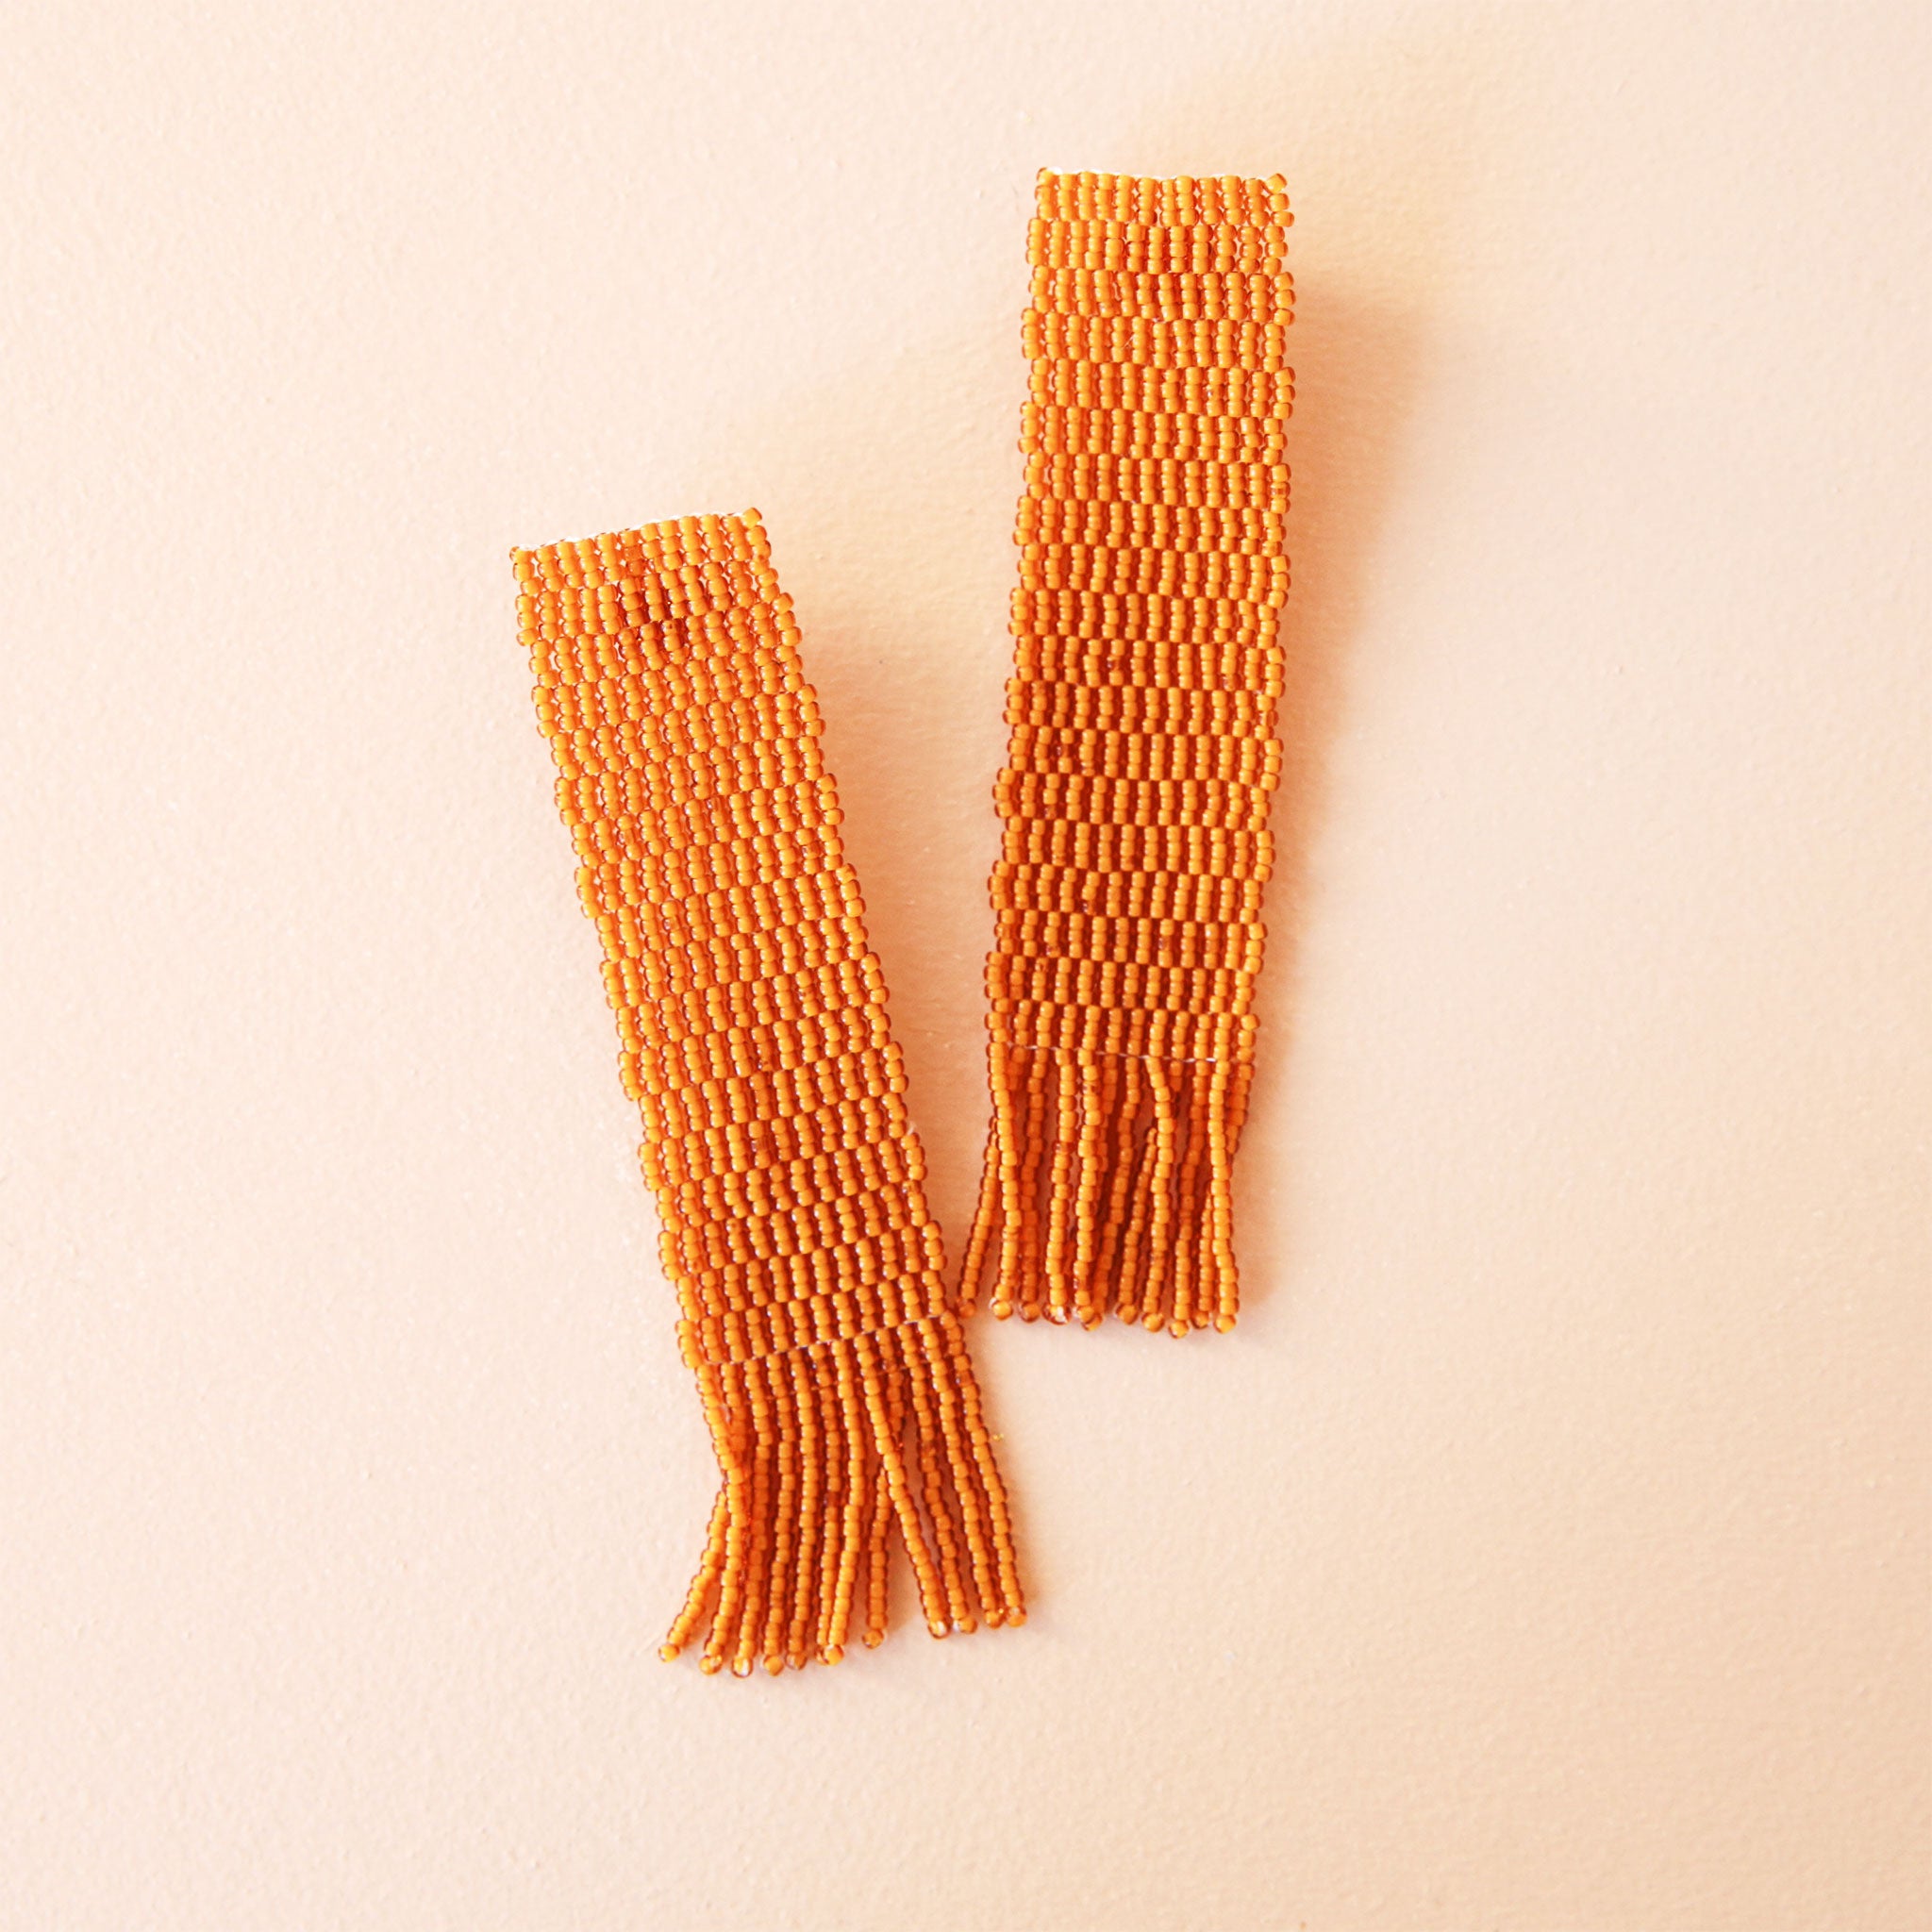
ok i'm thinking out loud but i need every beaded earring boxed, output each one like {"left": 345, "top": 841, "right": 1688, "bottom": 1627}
{"left": 514, "top": 511, "right": 1024, "bottom": 1673}
{"left": 960, "top": 171, "right": 1295, "bottom": 1338}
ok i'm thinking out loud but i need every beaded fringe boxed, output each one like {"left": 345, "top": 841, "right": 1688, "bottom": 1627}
{"left": 960, "top": 1042, "right": 1255, "bottom": 1336}
{"left": 665, "top": 1314, "right": 1023, "bottom": 1674}
{"left": 965, "top": 170, "right": 1293, "bottom": 1337}
{"left": 516, "top": 511, "right": 1023, "bottom": 1672}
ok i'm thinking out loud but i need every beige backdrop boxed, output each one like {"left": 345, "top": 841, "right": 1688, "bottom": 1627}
{"left": 3, "top": 3, "right": 1926, "bottom": 1928}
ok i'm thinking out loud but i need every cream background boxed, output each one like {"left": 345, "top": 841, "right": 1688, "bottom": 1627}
{"left": 2, "top": 3, "right": 1926, "bottom": 1928}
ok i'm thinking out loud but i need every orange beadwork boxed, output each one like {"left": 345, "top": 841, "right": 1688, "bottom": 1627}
{"left": 962, "top": 171, "right": 1295, "bottom": 1338}
{"left": 514, "top": 510, "right": 1024, "bottom": 1672}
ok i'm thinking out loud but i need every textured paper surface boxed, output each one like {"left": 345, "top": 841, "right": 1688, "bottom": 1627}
{"left": 2, "top": 3, "right": 1926, "bottom": 1928}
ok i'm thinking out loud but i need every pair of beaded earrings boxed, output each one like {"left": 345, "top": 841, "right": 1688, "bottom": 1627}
{"left": 512, "top": 170, "right": 1293, "bottom": 1674}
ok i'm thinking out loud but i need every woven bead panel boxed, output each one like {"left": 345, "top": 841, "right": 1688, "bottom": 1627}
{"left": 963, "top": 172, "right": 1294, "bottom": 1337}
{"left": 515, "top": 511, "right": 1023, "bottom": 1673}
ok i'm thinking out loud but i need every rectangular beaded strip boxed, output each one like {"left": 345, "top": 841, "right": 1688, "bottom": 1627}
{"left": 962, "top": 170, "right": 1295, "bottom": 1337}
{"left": 515, "top": 510, "right": 1024, "bottom": 1673}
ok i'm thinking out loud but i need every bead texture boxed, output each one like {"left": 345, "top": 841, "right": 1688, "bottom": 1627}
{"left": 514, "top": 511, "right": 1024, "bottom": 1671}
{"left": 962, "top": 171, "right": 1295, "bottom": 1338}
